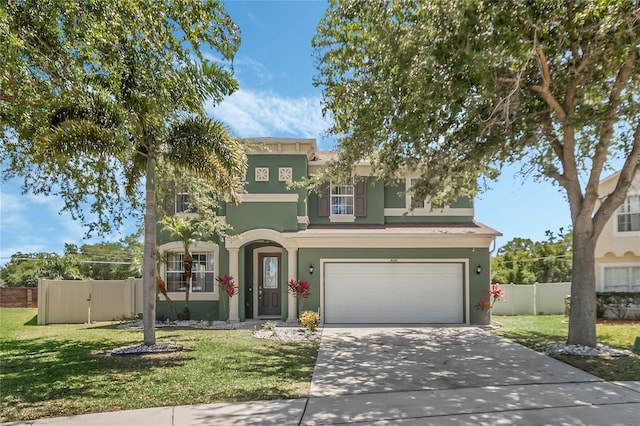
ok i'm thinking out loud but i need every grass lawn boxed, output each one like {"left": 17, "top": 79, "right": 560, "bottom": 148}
{"left": 491, "top": 315, "right": 640, "bottom": 381}
{"left": 0, "top": 308, "right": 319, "bottom": 422}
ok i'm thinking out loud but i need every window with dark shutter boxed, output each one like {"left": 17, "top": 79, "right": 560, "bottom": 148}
{"left": 355, "top": 180, "right": 367, "bottom": 217}
{"left": 317, "top": 183, "right": 330, "bottom": 217}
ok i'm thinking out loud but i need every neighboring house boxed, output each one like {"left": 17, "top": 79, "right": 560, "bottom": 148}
{"left": 157, "top": 138, "right": 501, "bottom": 325}
{"left": 594, "top": 171, "right": 640, "bottom": 292}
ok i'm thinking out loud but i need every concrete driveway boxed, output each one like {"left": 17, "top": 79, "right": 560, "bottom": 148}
{"left": 302, "top": 326, "right": 640, "bottom": 425}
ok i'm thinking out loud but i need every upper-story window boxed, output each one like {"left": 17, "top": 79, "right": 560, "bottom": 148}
{"left": 166, "top": 252, "right": 215, "bottom": 293}
{"left": 331, "top": 181, "right": 354, "bottom": 215}
{"left": 317, "top": 179, "right": 367, "bottom": 219}
{"left": 617, "top": 194, "right": 640, "bottom": 232}
{"left": 409, "top": 178, "right": 427, "bottom": 209}
{"left": 175, "top": 191, "right": 192, "bottom": 214}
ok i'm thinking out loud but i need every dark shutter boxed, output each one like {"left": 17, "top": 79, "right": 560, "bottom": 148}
{"left": 163, "top": 181, "right": 176, "bottom": 214}
{"left": 317, "top": 183, "right": 330, "bottom": 217}
{"left": 355, "top": 180, "right": 367, "bottom": 217}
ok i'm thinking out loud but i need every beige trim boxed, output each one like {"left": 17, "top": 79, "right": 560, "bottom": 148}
{"left": 284, "top": 233, "right": 496, "bottom": 249}
{"left": 245, "top": 137, "right": 316, "bottom": 159}
{"left": 226, "top": 228, "right": 299, "bottom": 250}
{"left": 329, "top": 214, "right": 356, "bottom": 223}
{"left": 228, "top": 248, "right": 240, "bottom": 322}
{"left": 297, "top": 216, "right": 310, "bottom": 225}
{"left": 240, "top": 193, "right": 299, "bottom": 203}
{"left": 318, "top": 258, "right": 470, "bottom": 325}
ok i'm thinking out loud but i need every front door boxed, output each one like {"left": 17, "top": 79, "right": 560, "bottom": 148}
{"left": 258, "top": 253, "right": 281, "bottom": 316}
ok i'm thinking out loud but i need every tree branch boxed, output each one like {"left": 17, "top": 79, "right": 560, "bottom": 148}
{"left": 593, "top": 120, "right": 640, "bottom": 235}
{"left": 531, "top": 44, "right": 567, "bottom": 121}
{"left": 585, "top": 51, "right": 636, "bottom": 212}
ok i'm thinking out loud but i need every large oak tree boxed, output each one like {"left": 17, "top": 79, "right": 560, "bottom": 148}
{"left": 1, "top": 0, "right": 246, "bottom": 345}
{"left": 313, "top": 0, "right": 639, "bottom": 346}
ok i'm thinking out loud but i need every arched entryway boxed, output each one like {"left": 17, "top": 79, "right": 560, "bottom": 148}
{"left": 226, "top": 229, "right": 299, "bottom": 322}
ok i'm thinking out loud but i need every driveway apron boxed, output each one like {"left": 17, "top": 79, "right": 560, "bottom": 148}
{"left": 302, "top": 326, "right": 640, "bottom": 425}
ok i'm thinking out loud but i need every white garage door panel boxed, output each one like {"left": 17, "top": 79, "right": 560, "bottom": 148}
{"left": 324, "top": 262, "right": 464, "bottom": 323}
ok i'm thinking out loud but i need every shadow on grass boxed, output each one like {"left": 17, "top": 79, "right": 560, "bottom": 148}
{"left": 1, "top": 336, "right": 192, "bottom": 406}
{"left": 24, "top": 315, "right": 37, "bottom": 326}
{"left": 494, "top": 329, "right": 567, "bottom": 352}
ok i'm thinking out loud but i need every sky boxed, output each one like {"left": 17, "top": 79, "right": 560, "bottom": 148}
{"left": 0, "top": 0, "right": 593, "bottom": 265}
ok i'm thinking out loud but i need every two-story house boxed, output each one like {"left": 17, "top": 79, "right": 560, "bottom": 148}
{"left": 595, "top": 171, "right": 640, "bottom": 292}
{"left": 157, "top": 138, "right": 501, "bottom": 325}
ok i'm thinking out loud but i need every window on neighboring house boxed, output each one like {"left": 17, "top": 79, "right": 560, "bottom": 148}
{"left": 617, "top": 194, "right": 640, "bottom": 232}
{"left": 331, "top": 181, "right": 354, "bottom": 215}
{"left": 166, "top": 252, "right": 215, "bottom": 292}
{"left": 409, "top": 178, "right": 427, "bottom": 209}
{"left": 603, "top": 266, "right": 640, "bottom": 292}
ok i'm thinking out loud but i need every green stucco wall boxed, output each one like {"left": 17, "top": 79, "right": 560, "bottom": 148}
{"left": 226, "top": 202, "right": 299, "bottom": 233}
{"left": 244, "top": 154, "right": 308, "bottom": 217}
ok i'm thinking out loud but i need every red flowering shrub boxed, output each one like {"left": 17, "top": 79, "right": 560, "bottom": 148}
{"left": 215, "top": 274, "right": 237, "bottom": 321}
{"left": 288, "top": 278, "right": 311, "bottom": 298}
{"left": 476, "top": 283, "right": 504, "bottom": 311}
{"left": 490, "top": 283, "right": 504, "bottom": 301}
{"left": 216, "top": 273, "right": 237, "bottom": 297}
{"left": 475, "top": 297, "right": 491, "bottom": 311}
{"left": 288, "top": 278, "right": 311, "bottom": 317}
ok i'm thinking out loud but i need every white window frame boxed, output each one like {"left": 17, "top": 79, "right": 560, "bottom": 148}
{"left": 158, "top": 241, "right": 219, "bottom": 301}
{"left": 601, "top": 263, "right": 640, "bottom": 292}
{"left": 329, "top": 179, "right": 355, "bottom": 222}
{"left": 408, "top": 178, "right": 428, "bottom": 210}
{"left": 614, "top": 193, "right": 640, "bottom": 235}
{"left": 175, "top": 191, "right": 191, "bottom": 214}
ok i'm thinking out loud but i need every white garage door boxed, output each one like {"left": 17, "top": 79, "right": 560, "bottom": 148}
{"left": 324, "top": 262, "right": 464, "bottom": 324}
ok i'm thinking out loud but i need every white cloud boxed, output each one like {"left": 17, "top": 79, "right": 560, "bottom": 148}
{"left": 207, "top": 89, "right": 331, "bottom": 141}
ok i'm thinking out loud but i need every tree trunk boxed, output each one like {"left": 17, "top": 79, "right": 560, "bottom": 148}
{"left": 182, "top": 252, "right": 192, "bottom": 319}
{"left": 142, "top": 147, "right": 157, "bottom": 345}
{"left": 567, "top": 221, "right": 597, "bottom": 347}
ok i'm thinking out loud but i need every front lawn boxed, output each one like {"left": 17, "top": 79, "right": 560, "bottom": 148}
{"left": 0, "top": 308, "right": 319, "bottom": 422}
{"left": 491, "top": 315, "right": 640, "bottom": 381}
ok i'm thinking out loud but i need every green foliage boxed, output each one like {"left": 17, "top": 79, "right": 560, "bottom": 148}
{"left": 0, "top": 252, "right": 81, "bottom": 287}
{"left": 299, "top": 311, "right": 320, "bottom": 333}
{"left": 492, "top": 228, "right": 572, "bottom": 284}
{"left": 262, "top": 320, "right": 278, "bottom": 336}
{"left": 0, "top": 232, "right": 143, "bottom": 286}
{"left": 1, "top": 0, "right": 247, "bottom": 344}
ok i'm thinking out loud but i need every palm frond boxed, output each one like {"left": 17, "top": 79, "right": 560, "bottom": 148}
{"left": 164, "top": 116, "right": 247, "bottom": 204}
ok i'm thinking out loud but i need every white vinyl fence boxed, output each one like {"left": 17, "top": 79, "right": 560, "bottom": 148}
{"left": 491, "top": 282, "right": 571, "bottom": 316}
{"left": 37, "top": 278, "right": 143, "bottom": 325}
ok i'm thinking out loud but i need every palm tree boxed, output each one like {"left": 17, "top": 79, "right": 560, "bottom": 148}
{"left": 40, "top": 91, "right": 246, "bottom": 345}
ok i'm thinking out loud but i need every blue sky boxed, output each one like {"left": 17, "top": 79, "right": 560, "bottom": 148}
{"left": 0, "top": 0, "right": 583, "bottom": 264}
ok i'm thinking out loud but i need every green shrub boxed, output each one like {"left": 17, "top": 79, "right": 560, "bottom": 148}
{"left": 299, "top": 311, "right": 319, "bottom": 333}
{"left": 262, "top": 320, "right": 277, "bottom": 336}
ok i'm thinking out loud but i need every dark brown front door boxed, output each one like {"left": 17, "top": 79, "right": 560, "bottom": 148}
{"left": 258, "top": 253, "right": 281, "bottom": 316}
